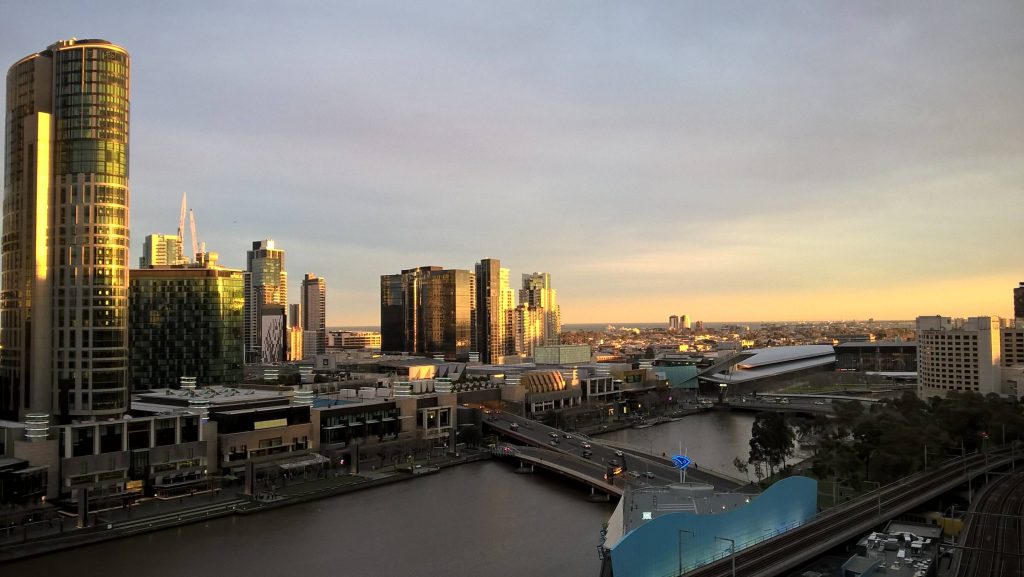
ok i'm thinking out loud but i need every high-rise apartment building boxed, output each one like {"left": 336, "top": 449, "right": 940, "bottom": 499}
{"left": 244, "top": 240, "right": 287, "bottom": 364}
{"left": 476, "top": 259, "right": 514, "bottom": 364}
{"left": 128, "top": 262, "right": 244, "bottom": 390}
{"left": 916, "top": 316, "right": 1002, "bottom": 399}
{"left": 668, "top": 315, "right": 679, "bottom": 331}
{"left": 381, "top": 266, "right": 473, "bottom": 359}
{"left": 519, "top": 272, "right": 561, "bottom": 346}
{"left": 514, "top": 304, "right": 545, "bottom": 357}
{"left": 681, "top": 314, "right": 691, "bottom": 330}
{"left": 139, "top": 234, "right": 186, "bottom": 267}
{"left": 2, "top": 39, "right": 131, "bottom": 421}
{"left": 301, "top": 273, "right": 326, "bottom": 355}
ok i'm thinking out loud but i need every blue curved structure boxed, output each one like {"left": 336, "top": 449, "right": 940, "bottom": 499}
{"left": 609, "top": 477, "right": 818, "bottom": 577}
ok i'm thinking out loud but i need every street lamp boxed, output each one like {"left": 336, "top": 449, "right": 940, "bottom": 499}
{"left": 715, "top": 536, "right": 736, "bottom": 577}
{"left": 677, "top": 529, "right": 693, "bottom": 576}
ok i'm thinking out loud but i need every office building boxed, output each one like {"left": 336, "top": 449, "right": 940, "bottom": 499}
{"left": 1015, "top": 282, "right": 1024, "bottom": 320}
{"left": 916, "top": 316, "right": 1002, "bottom": 399}
{"left": 680, "top": 314, "right": 691, "bottom": 330}
{"left": 520, "top": 272, "right": 561, "bottom": 345}
{"left": 287, "top": 326, "right": 304, "bottom": 361}
{"left": 139, "top": 234, "right": 186, "bottom": 267}
{"left": 1, "top": 39, "right": 131, "bottom": 421}
{"left": 514, "top": 304, "right": 545, "bottom": 357}
{"left": 476, "top": 259, "right": 514, "bottom": 364}
{"left": 260, "top": 304, "right": 287, "bottom": 364}
{"left": 128, "top": 262, "right": 244, "bottom": 390}
{"left": 244, "top": 240, "right": 287, "bottom": 364}
{"left": 381, "top": 266, "right": 473, "bottom": 359}
{"left": 668, "top": 315, "right": 679, "bottom": 331}
{"left": 289, "top": 303, "right": 301, "bottom": 329}
{"left": 301, "top": 273, "right": 326, "bottom": 355}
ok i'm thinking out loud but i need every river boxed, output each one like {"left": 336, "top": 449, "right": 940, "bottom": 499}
{"left": 4, "top": 412, "right": 762, "bottom": 577}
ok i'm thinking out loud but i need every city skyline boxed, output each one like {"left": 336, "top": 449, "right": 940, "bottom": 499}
{"left": 3, "top": 2, "right": 1022, "bottom": 326}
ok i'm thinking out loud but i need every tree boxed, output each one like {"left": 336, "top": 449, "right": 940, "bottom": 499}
{"left": 748, "top": 412, "right": 795, "bottom": 479}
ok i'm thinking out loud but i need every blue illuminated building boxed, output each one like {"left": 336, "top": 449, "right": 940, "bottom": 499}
{"left": 602, "top": 477, "right": 818, "bottom": 577}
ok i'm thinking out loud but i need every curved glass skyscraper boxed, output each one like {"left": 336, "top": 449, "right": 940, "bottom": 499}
{"left": 2, "top": 39, "right": 130, "bottom": 421}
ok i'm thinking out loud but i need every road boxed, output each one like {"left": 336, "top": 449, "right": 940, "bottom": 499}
{"left": 484, "top": 411, "right": 743, "bottom": 491}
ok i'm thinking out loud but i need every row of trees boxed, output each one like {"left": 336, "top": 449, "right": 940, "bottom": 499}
{"left": 739, "top": 391, "right": 1024, "bottom": 487}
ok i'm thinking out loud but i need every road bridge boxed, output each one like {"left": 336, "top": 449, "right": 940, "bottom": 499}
{"left": 485, "top": 412, "right": 745, "bottom": 494}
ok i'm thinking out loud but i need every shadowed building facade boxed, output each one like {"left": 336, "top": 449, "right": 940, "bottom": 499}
{"left": 128, "top": 264, "right": 244, "bottom": 390}
{"left": 2, "top": 39, "right": 130, "bottom": 421}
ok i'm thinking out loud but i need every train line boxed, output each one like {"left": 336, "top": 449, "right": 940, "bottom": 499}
{"left": 957, "top": 471, "right": 1024, "bottom": 577}
{"left": 678, "top": 451, "right": 1010, "bottom": 577}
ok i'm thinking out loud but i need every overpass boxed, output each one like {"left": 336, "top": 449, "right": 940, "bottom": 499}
{"left": 663, "top": 447, "right": 1021, "bottom": 577}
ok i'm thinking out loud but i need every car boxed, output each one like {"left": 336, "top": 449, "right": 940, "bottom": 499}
{"left": 628, "top": 471, "right": 640, "bottom": 478}
{"left": 563, "top": 433, "right": 572, "bottom": 439}
{"left": 549, "top": 432, "right": 559, "bottom": 439}
{"left": 581, "top": 442, "right": 592, "bottom": 449}
{"left": 614, "top": 450, "right": 624, "bottom": 457}
{"left": 644, "top": 471, "right": 656, "bottom": 479}
{"left": 608, "top": 459, "right": 620, "bottom": 467}
{"left": 814, "top": 400, "right": 826, "bottom": 405}
{"left": 582, "top": 450, "right": 593, "bottom": 459}
{"left": 509, "top": 422, "right": 519, "bottom": 431}
{"left": 549, "top": 440, "right": 559, "bottom": 447}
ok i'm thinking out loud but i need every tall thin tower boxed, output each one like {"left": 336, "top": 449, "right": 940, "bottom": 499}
{"left": 301, "top": 273, "right": 326, "bottom": 355}
{"left": 2, "top": 39, "right": 131, "bottom": 421}
{"left": 244, "top": 240, "right": 287, "bottom": 364}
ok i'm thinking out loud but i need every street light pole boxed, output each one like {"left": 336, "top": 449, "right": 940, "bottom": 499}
{"left": 715, "top": 536, "right": 736, "bottom": 577}
{"left": 678, "top": 529, "right": 693, "bottom": 576}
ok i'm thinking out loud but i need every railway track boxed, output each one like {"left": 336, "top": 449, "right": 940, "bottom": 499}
{"left": 957, "top": 471, "right": 1024, "bottom": 577}
{"left": 676, "top": 450, "right": 1011, "bottom": 577}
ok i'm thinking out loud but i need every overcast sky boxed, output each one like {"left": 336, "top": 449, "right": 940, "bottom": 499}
{"left": 3, "top": 1, "right": 1023, "bottom": 325}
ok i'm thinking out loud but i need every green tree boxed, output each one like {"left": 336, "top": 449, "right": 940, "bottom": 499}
{"left": 748, "top": 412, "right": 795, "bottom": 478}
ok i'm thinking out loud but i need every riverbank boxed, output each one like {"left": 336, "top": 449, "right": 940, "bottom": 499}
{"left": 0, "top": 451, "right": 491, "bottom": 564}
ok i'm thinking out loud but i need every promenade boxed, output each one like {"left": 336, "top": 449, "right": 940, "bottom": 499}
{"left": 0, "top": 450, "right": 490, "bottom": 563}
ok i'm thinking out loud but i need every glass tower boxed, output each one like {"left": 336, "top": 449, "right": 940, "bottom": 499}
{"left": 128, "top": 266, "right": 244, "bottom": 390}
{"left": 2, "top": 39, "right": 130, "bottom": 421}
{"left": 244, "top": 239, "right": 286, "bottom": 364}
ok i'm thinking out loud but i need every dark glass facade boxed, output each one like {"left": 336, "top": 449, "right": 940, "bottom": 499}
{"left": 2, "top": 39, "right": 130, "bottom": 420}
{"left": 380, "top": 266, "right": 473, "bottom": 359}
{"left": 128, "top": 267, "right": 244, "bottom": 389}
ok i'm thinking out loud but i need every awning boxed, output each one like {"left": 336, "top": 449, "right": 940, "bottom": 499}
{"left": 279, "top": 453, "right": 330, "bottom": 470}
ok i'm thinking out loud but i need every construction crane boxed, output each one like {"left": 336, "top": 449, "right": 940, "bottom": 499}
{"left": 189, "top": 209, "right": 199, "bottom": 261}
{"left": 177, "top": 192, "right": 188, "bottom": 263}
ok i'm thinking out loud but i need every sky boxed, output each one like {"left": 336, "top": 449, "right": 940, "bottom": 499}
{"left": 3, "top": 1, "right": 1023, "bottom": 326}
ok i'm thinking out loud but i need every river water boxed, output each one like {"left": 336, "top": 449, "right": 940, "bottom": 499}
{"left": 4, "top": 412, "right": 760, "bottom": 577}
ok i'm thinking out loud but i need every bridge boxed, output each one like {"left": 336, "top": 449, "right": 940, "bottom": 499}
{"left": 484, "top": 412, "right": 746, "bottom": 495}
{"left": 669, "top": 447, "right": 1021, "bottom": 577}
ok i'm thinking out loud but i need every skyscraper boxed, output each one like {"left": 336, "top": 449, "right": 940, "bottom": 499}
{"left": 475, "top": 259, "right": 514, "bottom": 364}
{"left": 381, "top": 266, "right": 473, "bottom": 359}
{"left": 520, "top": 272, "right": 561, "bottom": 346}
{"left": 301, "top": 273, "right": 326, "bottom": 355}
{"left": 244, "top": 240, "right": 287, "bottom": 364}
{"left": 2, "top": 39, "right": 130, "bottom": 421}
{"left": 1015, "top": 281, "right": 1024, "bottom": 320}
{"left": 129, "top": 261, "right": 244, "bottom": 390}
